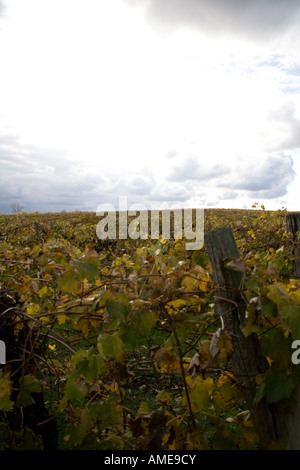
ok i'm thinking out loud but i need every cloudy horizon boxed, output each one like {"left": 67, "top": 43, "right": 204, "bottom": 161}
{"left": 0, "top": 0, "right": 299, "bottom": 214}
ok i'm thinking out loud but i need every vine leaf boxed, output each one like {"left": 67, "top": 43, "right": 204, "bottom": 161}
{"left": 59, "top": 269, "right": 79, "bottom": 293}
{"left": 264, "top": 370, "right": 295, "bottom": 404}
{"left": 182, "top": 376, "right": 214, "bottom": 413}
{"left": 97, "top": 333, "right": 125, "bottom": 360}
{"left": 0, "top": 370, "right": 14, "bottom": 412}
{"left": 16, "top": 374, "right": 42, "bottom": 407}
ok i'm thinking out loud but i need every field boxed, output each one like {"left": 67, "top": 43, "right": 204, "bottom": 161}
{"left": 0, "top": 206, "right": 299, "bottom": 450}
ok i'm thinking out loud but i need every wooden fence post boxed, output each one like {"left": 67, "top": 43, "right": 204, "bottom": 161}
{"left": 204, "top": 226, "right": 294, "bottom": 449}
{"left": 286, "top": 212, "right": 300, "bottom": 279}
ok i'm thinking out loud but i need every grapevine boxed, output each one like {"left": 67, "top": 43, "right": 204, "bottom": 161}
{"left": 0, "top": 207, "right": 299, "bottom": 450}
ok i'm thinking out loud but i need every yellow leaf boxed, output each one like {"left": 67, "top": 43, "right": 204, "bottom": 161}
{"left": 90, "top": 318, "right": 101, "bottom": 329}
{"left": 186, "top": 429, "right": 208, "bottom": 450}
{"left": 37, "top": 286, "right": 48, "bottom": 297}
{"left": 153, "top": 347, "right": 180, "bottom": 374}
{"left": 167, "top": 423, "right": 186, "bottom": 450}
{"left": 182, "top": 266, "right": 211, "bottom": 292}
{"left": 216, "top": 371, "right": 235, "bottom": 387}
{"left": 0, "top": 370, "right": 14, "bottom": 411}
{"left": 214, "top": 381, "right": 236, "bottom": 410}
{"left": 104, "top": 383, "right": 118, "bottom": 393}
{"left": 255, "top": 374, "right": 264, "bottom": 385}
{"left": 74, "top": 318, "right": 89, "bottom": 336}
{"left": 58, "top": 314, "right": 68, "bottom": 325}
{"left": 182, "top": 376, "right": 214, "bottom": 412}
{"left": 165, "top": 298, "right": 187, "bottom": 315}
{"left": 182, "top": 274, "right": 197, "bottom": 292}
{"left": 26, "top": 304, "right": 40, "bottom": 315}
{"left": 156, "top": 390, "right": 172, "bottom": 405}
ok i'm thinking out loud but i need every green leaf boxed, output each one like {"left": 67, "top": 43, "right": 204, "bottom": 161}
{"left": 97, "top": 333, "right": 124, "bottom": 359}
{"left": 261, "top": 296, "right": 278, "bottom": 318}
{"left": 192, "top": 252, "right": 209, "bottom": 268}
{"left": 281, "top": 305, "right": 300, "bottom": 340}
{"left": 260, "top": 328, "right": 292, "bottom": 370}
{"left": 96, "top": 399, "right": 123, "bottom": 427}
{"left": 62, "top": 371, "right": 89, "bottom": 407}
{"left": 89, "top": 394, "right": 123, "bottom": 427}
{"left": 71, "top": 349, "right": 89, "bottom": 368}
{"left": 59, "top": 269, "right": 79, "bottom": 293}
{"left": 64, "top": 423, "right": 88, "bottom": 448}
{"left": 17, "top": 374, "right": 42, "bottom": 407}
{"left": 105, "top": 299, "right": 130, "bottom": 328}
{"left": 267, "top": 286, "right": 300, "bottom": 339}
{"left": 119, "top": 322, "right": 140, "bottom": 348}
{"left": 76, "top": 353, "right": 105, "bottom": 382}
{"left": 264, "top": 370, "right": 295, "bottom": 404}
{"left": 74, "top": 258, "right": 99, "bottom": 281}
{"left": 134, "top": 311, "right": 156, "bottom": 338}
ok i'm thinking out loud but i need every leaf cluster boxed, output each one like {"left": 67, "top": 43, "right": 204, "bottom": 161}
{"left": 0, "top": 207, "right": 298, "bottom": 450}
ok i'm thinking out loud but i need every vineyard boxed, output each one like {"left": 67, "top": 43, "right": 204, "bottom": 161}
{"left": 0, "top": 205, "right": 299, "bottom": 450}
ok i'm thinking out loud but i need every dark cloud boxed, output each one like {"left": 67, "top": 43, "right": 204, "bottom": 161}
{"left": 221, "top": 154, "right": 295, "bottom": 199}
{"left": 125, "top": 0, "right": 300, "bottom": 42}
{"left": 167, "top": 154, "right": 230, "bottom": 182}
{"left": 0, "top": 135, "right": 111, "bottom": 213}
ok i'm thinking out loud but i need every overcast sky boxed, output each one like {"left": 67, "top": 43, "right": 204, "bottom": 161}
{"left": 0, "top": 0, "right": 300, "bottom": 214}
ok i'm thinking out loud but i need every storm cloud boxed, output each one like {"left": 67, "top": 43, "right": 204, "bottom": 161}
{"left": 125, "top": 0, "right": 300, "bottom": 42}
{"left": 0, "top": 136, "right": 113, "bottom": 213}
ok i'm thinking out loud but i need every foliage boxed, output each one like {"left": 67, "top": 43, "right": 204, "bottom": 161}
{"left": 0, "top": 206, "right": 299, "bottom": 449}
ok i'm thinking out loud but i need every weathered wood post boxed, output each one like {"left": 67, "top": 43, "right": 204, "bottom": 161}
{"left": 286, "top": 212, "right": 300, "bottom": 279}
{"left": 204, "top": 227, "right": 289, "bottom": 448}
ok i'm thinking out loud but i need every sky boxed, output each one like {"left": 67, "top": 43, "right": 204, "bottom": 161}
{"left": 0, "top": 0, "right": 300, "bottom": 214}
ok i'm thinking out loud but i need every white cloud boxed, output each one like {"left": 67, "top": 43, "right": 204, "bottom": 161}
{"left": 259, "top": 102, "right": 300, "bottom": 151}
{"left": 167, "top": 154, "right": 230, "bottom": 182}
